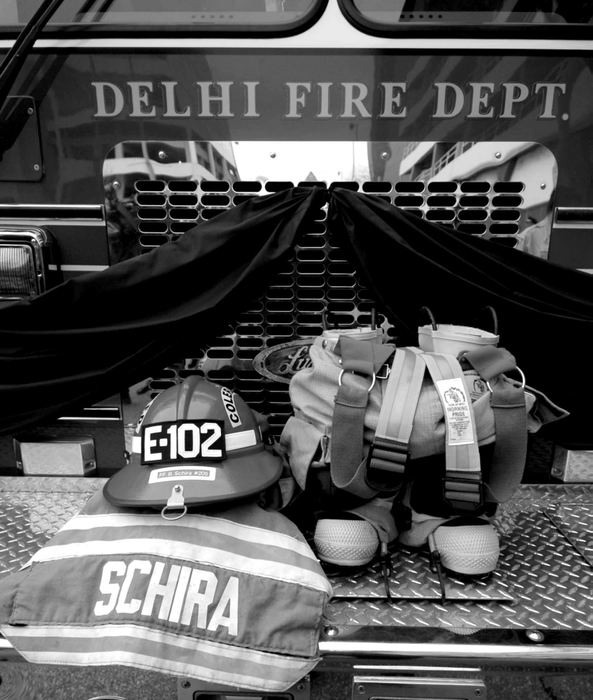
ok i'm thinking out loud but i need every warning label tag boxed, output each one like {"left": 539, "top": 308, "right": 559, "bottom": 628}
{"left": 435, "top": 378, "right": 476, "bottom": 446}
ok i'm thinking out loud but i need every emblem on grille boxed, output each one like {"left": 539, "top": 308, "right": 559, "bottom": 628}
{"left": 253, "top": 339, "right": 313, "bottom": 384}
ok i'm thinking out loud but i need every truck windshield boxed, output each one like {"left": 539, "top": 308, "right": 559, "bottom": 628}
{"left": 348, "top": 0, "right": 593, "bottom": 27}
{"left": 0, "top": 0, "right": 319, "bottom": 29}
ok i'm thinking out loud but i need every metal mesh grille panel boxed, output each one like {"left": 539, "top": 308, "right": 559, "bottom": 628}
{"left": 135, "top": 178, "right": 524, "bottom": 244}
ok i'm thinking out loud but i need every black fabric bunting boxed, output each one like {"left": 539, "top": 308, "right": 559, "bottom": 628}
{"left": 328, "top": 188, "right": 593, "bottom": 448}
{"left": 0, "top": 186, "right": 326, "bottom": 434}
{"left": 1, "top": 185, "right": 592, "bottom": 447}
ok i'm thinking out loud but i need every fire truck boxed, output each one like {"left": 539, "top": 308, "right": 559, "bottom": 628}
{"left": 1, "top": 1, "right": 593, "bottom": 698}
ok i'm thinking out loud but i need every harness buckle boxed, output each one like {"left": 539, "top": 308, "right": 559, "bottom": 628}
{"left": 367, "top": 436, "right": 408, "bottom": 475}
{"left": 376, "top": 363, "right": 391, "bottom": 380}
{"left": 442, "top": 474, "right": 484, "bottom": 514}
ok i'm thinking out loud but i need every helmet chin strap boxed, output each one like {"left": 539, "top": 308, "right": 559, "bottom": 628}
{"left": 161, "top": 484, "right": 187, "bottom": 520}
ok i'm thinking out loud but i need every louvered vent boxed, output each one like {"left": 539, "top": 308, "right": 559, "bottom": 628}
{"left": 134, "top": 178, "right": 524, "bottom": 434}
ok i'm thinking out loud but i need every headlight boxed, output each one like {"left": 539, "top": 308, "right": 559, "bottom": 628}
{"left": 0, "top": 228, "right": 50, "bottom": 299}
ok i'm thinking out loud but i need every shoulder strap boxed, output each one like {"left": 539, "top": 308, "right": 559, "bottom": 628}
{"left": 462, "top": 346, "right": 527, "bottom": 503}
{"left": 330, "top": 336, "right": 393, "bottom": 498}
{"left": 368, "top": 347, "right": 425, "bottom": 478}
{"left": 421, "top": 352, "right": 483, "bottom": 512}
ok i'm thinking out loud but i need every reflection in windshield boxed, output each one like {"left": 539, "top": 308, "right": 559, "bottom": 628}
{"left": 0, "top": 0, "right": 317, "bottom": 27}
{"left": 353, "top": 0, "right": 593, "bottom": 25}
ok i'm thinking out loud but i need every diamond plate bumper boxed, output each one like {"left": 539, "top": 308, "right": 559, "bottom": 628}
{"left": 2, "top": 479, "right": 593, "bottom": 664}
{"left": 323, "top": 485, "right": 593, "bottom": 636}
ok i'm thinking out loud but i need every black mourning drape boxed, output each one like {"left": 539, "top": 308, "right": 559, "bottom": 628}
{"left": 329, "top": 188, "right": 593, "bottom": 448}
{"left": 0, "top": 187, "right": 326, "bottom": 434}
{"left": 0, "top": 186, "right": 592, "bottom": 447}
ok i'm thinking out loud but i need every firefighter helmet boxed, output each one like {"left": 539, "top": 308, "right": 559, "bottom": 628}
{"left": 104, "top": 377, "right": 283, "bottom": 516}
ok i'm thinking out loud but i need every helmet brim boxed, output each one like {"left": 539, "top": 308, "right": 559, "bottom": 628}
{"left": 103, "top": 447, "right": 283, "bottom": 509}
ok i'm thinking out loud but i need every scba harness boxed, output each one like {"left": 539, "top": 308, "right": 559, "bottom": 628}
{"left": 280, "top": 323, "right": 568, "bottom": 577}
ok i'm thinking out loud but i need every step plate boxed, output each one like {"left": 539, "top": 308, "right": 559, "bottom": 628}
{"left": 328, "top": 548, "right": 513, "bottom": 602}
{"left": 326, "top": 486, "right": 593, "bottom": 630}
{"left": 544, "top": 502, "right": 593, "bottom": 564}
{"left": 0, "top": 477, "right": 101, "bottom": 576}
{"left": 327, "top": 542, "right": 512, "bottom": 602}
{"left": 327, "top": 503, "right": 593, "bottom": 603}
{"left": 2, "top": 480, "right": 593, "bottom": 632}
